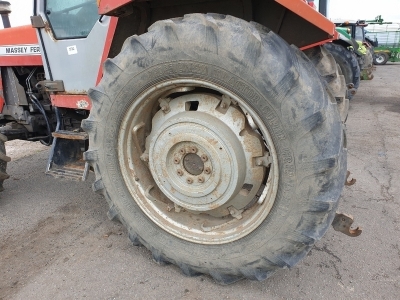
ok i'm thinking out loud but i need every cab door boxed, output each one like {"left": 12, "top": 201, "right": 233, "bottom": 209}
{"left": 34, "top": 0, "right": 114, "bottom": 94}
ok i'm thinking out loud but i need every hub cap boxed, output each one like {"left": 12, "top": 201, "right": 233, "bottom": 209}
{"left": 375, "top": 54, "right": 385, "bottom": 64}
{"left": 147, "top": 94, "right": 261, "bottom": 213}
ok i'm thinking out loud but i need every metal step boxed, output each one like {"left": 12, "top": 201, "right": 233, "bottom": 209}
{"left": 46, "top": 129, "right": 89, "bottom": 181}
{"left": 46, "top": 160, "right": 89, "bottom": 181}
{"left": 52, "top": 130, "right": 88, "bottom": 140}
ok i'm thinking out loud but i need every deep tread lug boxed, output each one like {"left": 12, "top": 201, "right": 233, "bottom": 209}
{"left": 151, "top": 249, "right": 170, "bottom": 265}
{"left": 0, "top": 133, "right": 9, "bottom": 191}
{"left": 178, "top": 263, "right": 202, "bottom": 277}
{"left": 128, "top": 231, "right": 142, "bottom": 246}
{"left": 81, "top": 119, "right": 97, "bottom": 134}
{"left": 285, "top": 231, "right": 316, "bottom": 246}
{"left": 84, "top": 149, "right": 98, "bottom": 162}
{"left": 103, "top": 59, "right": 124, "bottom": 78}
{"left": 0, "top": 171, "right": 10, "bottom": 180}
{"left": 300, "top": 111, "right": 326, "bottom": 133}
{"left": 0, "top": 134, "right": 7, "bottom": 143}
{"left": 299, "top": 156, "right": 338, "bottom": 176}
{"left": 240, "top": 267, "right": 274, "bottom": 281}
{"left": 209, "top": 271, "right": 243, "bottom": 285}
{"left": 107, "top": 205, "right": 121, "bottom": 223}
{"left": 88, "top": 87, "right": 108, "bottom": 105}
{"left": 297, "top": 211, "right": 337, "bottom": 240}
{"left": 92, "top": 178, "right": 104, "bottom": 193}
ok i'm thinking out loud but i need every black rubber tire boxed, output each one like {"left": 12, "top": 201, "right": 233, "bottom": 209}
{"left": 0, "top": 133, "right": 10, "bottom": 192}
{"left": 304, "top": 45, "right": 349, "bottom": 123}
{"left": 82, "top": 14, "right": 347, "bottom": 284}
{"left": 324, "top": 43, "right": 360, "bottom": 100}
{"left": 363, "top": 48, "right": 374, "bottom": 70}
{"left": 373, "top": 51, "right": 389, "bottom": 65}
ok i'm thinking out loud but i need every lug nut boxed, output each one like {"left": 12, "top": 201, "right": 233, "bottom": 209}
{"left": 189, "top": 146, "right": 198, "bottom": 153}
{"left": 204, "top": 167, "right": 212, "bottom": 175}
{"left": 198, "top": 176, "right": 205, "bottom": 183}
{"left": 201, "top": 154, "right": 208, "bottom": 162}
{"left": 186, "top": 177, "right": 193, "bottom": 184}
{"left": 140, "top": 153, "right": 149, "bottom": 162}
{"left": 179, "top": 148, "right": 186, "bottom": 155}
{"left": 173, "top": 157, "right": 180, "bottom": 164}
{"left": 177, "top": 169, "right": 184, "bottom": 176}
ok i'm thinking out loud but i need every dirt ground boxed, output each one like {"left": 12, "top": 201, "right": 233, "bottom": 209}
{"left": 1, "top": 64, "right": 400, "bottom": 299}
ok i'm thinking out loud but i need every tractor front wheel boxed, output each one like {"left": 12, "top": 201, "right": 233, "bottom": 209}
{"left": 0, "top": 133, "right": 10, "bottom": 192}
{"left": 83, "top": 14, "right": 347, "bottom": 284}
{"left": 324, "top": 43, "right": 360, "bottom": 100}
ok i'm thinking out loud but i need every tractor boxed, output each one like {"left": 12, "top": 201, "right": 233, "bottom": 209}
{"left": 0, "top": 0, "right": 360, "bottom": 284}
{"left": 333, "top": 20, "right": 375, "bottom": 82}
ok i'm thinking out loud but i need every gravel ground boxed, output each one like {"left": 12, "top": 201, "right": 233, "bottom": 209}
{"left": 0, "top": 63, "right": 399, "bottom": 299}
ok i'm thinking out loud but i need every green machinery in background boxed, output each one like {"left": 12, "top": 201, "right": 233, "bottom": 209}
{"left": 364, "top": 16, "right": 400, "bottom": 65}
{"left": 335, "top": 20, "right": 375, "bottom": 80}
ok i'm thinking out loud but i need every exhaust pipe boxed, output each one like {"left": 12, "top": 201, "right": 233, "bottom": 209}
{"left": 0, "top": 1, "right": 11, "bottom": 28}
{"left": 319, "top": 0, "right": 328, "bottom": 17}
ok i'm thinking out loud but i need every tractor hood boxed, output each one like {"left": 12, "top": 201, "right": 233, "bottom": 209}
{"left": 336, "top": 27, "right": 352, "bottom": 40}
{"left": 0, "top": 25, "right": 43, "bottom": 67}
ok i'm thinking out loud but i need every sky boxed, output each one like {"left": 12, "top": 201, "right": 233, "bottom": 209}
{"left": 1, "top": 0, "right": 399, "bottom": 28}
{"left": 1, "top": 1, "right": 33, "bottom": 28}
{"left": 324, "top": 0, "right": 400, "bottom": 23}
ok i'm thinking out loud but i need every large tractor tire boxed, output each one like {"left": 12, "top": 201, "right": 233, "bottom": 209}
{"left": 304, "top": 45, "right": 349, "bottom": 123}
{"left": 324, "top": 42, "right": 360, "bottom": 100}
{"left": 82, "top": 14, "right": 347, "bottom": 284}
{"left": 0, "top": 133, "right": 10, "bottom": 192}
{"left": 364, "top": 47, "right": 374, "bottom": 69}
{"left": 373, "top": 51, "right": 389, "bottom": 65}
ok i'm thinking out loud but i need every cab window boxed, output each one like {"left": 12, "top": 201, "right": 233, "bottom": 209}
{"left": 45, "top": 0, "right": 99, "bottom": 39}
{"left": 355, "top": 26, "right": 365, "bottom": 41}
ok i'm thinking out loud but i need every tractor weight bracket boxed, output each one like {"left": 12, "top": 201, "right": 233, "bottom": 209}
{"left": 332, "top": 212, "right": 362, "bottom": 237}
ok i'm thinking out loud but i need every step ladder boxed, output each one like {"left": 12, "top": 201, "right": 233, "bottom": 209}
{"left": 46, "top": 130, "right": 89, "bottom": 181}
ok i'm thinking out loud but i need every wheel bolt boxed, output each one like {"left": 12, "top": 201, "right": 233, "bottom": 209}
{"left": 140, "top": 153, "right": 149, "bottom": 162}
{"left": 189, "top": 146, "right": 198, "bottom": 153}
{"left": 198, "top": 176, "right": 205, "bottom": 183}
{"left": 173, "top": 157, "right": 180, "bottom": 164}
{"left": 179, "top": 148, "right": 186, "bottom": 155}
{"left": 201, "top": 154, "right": 208, "bottom": 162}
{"left": 186, "top": 177, "right": 193, "bottom": 184}
{"left": 204, "top": 167, "right": 212, "bottom": 175}
{"left": 177, "top": 169, "right": 184, "bottom": 176}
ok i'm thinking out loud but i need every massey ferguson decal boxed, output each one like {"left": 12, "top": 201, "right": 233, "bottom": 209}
{"left": 0, "top": 44, "right": 41, "bottom": 56}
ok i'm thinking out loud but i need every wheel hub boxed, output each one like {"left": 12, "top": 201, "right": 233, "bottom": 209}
{"left": 145, "top": 94, "right": 265, "bottom": 214}
{"left": 183, "top": 153, "right": 204, "bottom": 175}
{"left": 376, "top": 55, "right": 384, "bottom": 63}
